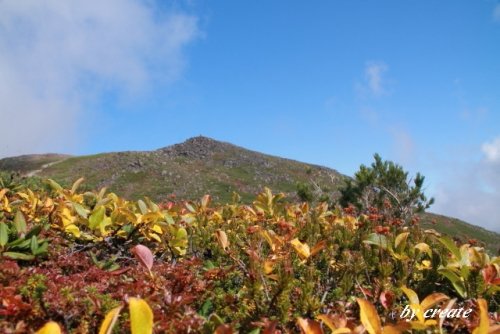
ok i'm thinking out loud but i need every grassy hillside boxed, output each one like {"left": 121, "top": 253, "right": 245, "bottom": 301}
{"left": 0, "top": 153, "right": 70, "bottom": 175}
{"left": 419, "top": 212, "right": 499, "bottom": 254}
{"left": 1, "top": 136, "right": 498, "bottom": 253}
{"left": 33, "top": 136, "right": 345, "bottom": 203}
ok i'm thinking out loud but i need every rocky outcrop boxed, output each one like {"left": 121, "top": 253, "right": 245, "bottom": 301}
{"left": 158, "top": 136, "right": 235, "bottom": 159}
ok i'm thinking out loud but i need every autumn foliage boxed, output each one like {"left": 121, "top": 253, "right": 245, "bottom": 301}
{"left": 0, "top": 177, "right": 499, "bottom": 333}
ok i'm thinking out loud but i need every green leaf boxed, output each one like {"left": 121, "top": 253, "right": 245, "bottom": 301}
{"left": 144, "top": 197, "right": 159, "bottom": 212}
{"left": 199, "top": 299, "right": 213, "bottom": 318}
{"left": 7, "top": 237, "right": 27, "bottom": 248}
{"left": 3, "top": 251, "right": 35, "bottom": 260}
{"left": 73, "top": 203, "right": 89, "bottom": 219}
{"left": 363, "top": 233, "right": 389, "bottom": 250}
{"left": 204, "top": 260, "right": 216, "bottom": 270}
{"left": 89, "top": 251, "right": 99, "bottom": 266}
{"left": 207, "top": 313, "right": 224, "bottom": 327}
{"left": 460, "top": 265, "right": 471, "bottom": 281}
{"left": 89, "top": 206, "right": 105, "bottom": 230}
{"left": 46, "top": 179, "right": 63, "bottom": 192}
{"left": 14, "top": 210, "right": 27, "bottom": 235}
{"left": 95, "top": 197, "right": 112, "bottom": 208}
{"left": 0, "top": 222, "right": 9, "bottom": 247}
{"left": 175, "top": 227, "right": 188, "bottom": 241}
{"left": 185, "top": 203, "right": 196, "bottom": 213}
{"left": 169, "top": 226, "right": 188, "bottom": 255}
{"left": 137, "top": 200, "right": 148, "bottom": 215}
{"left": 394, "top": 232, "right": 409, "bottom": 253}
{"left": 10, "top": 238, "right": 32, "bottom": 250}
{"left": 438, "top": 236, "right": 461, "bottom": 260}
{"left": 33, "top": 241, "right": 48, "bottom": 255}
{"left": 25, "top": 225, "right": 43, "bottom": 239}
{"left": 105, "top": 263, "right": 120, "bottom": 272}
{"left": 439, "top": 268, "right": 467, "bottom": 298}
{"left": 165, "top": 214, "right": 175, "bottom": 225}
{"left": 70, "top": 177, "right": 85, "bottom": 195}
{"left": 459, "top": 245, "right": 471, "bottom": 267}
{"left": 30, "top": 235, "right": 38, "bottom": 254}
{"left": 98, "top": 217, "right": 113, "bottom": 236}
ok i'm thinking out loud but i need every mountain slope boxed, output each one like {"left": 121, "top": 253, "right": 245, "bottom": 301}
{"left": 1, "top": 136, "right": 498, "bottom": 252}
{"left": 419, "top": 212, "right": 499, "bottom": 252}
{"left": 23, "top": 136, "right": 345, "bottom": 203}
{"left": 0, "top": 153, "right": 71, "bottom": 175}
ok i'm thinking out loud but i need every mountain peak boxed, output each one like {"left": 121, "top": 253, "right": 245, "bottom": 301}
{"left": 157, "top": 136, "right": 235, "bottom": 159}
{"left": 183, "top": 135, "right": 226, "bottom": 146}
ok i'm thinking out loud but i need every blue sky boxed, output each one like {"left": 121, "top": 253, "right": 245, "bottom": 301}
{"left": 1, "top": 0, "right": 499, "bottom": 231}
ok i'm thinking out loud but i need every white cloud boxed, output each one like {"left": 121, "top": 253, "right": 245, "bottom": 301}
{"left": 481, "top": 136, "right": 500, "bottom": 162}
{"left": 365, "top": 62, "right": 388, "bottom": 96}
{"left": 494, "top": 4, "right": 500, "bottom": 21}
{"left": 0, "top": 0, "right": 199, "bottom": 158}
{"left": 432, "top": 136, "right": 500, "bottom": 232}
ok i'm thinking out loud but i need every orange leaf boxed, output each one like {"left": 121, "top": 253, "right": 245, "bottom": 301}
{"left": 332, "top": 329, "right": 352, "bottom": 334}
{"left": 420, "top": 293, "right": 449, "bottom": 311}
{"left": 0, "top": 188, "right": 7, "bottom": 201}
{"left": 356, "top": 298, "right": 382, "bottom": 334}
{"left": 290, "top": 238, "right": 310, "bottom": 260}
{"left": 311, "top": 240, "right": 327, "bottom": 257}
{"left": 264, "top": 259, "right": 275, "bottom": 274}
{"left": 261, "top": 230, "right": 283, "bottom": 252}
{"left": 215, "top": 230, "right": 229, "bottom": 250}
{"left": 99, "top": 306, "right": 122, "bottom": 334}
{"left": 317, "top": 314, "right": 350, "bottom": 333}
{"left": 401, "top": 286, "right": 419, "bottom": 305}
{"left": 487, "top": 325, "right": 500, "bottom": 334}
{"left": 472, "top": 299, "right": 489, "bottom": 334}
{"left": 381, "top": 325, "right": 403, "bottom": 334}
{"left": 262, "top": 320, "right": 279, "bottom": 334}
{"left": 297, "top": 317, "right": 324, "bottom": 334}
{"left": 317, "top": 314, "right": 338, "bottom": 331}
{"left": 214, "top": 324, "right": 234, "bottom": 334}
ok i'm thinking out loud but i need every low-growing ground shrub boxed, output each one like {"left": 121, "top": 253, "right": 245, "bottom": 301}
{"left": 0, "top": 177, "right": 498, "bottom": 333}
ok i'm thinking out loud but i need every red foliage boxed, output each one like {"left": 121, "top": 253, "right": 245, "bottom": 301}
{"left": 0, "top": 287, "right": 31, "bottom": 317}
{"left": 379, "top": 290, "right": 395, "bottom": 310}
{"left": 0, "top": 234, "right": 214, "bottom": 333}
{"left": 374, "top": 225, "right": 390, "bottom": 235}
